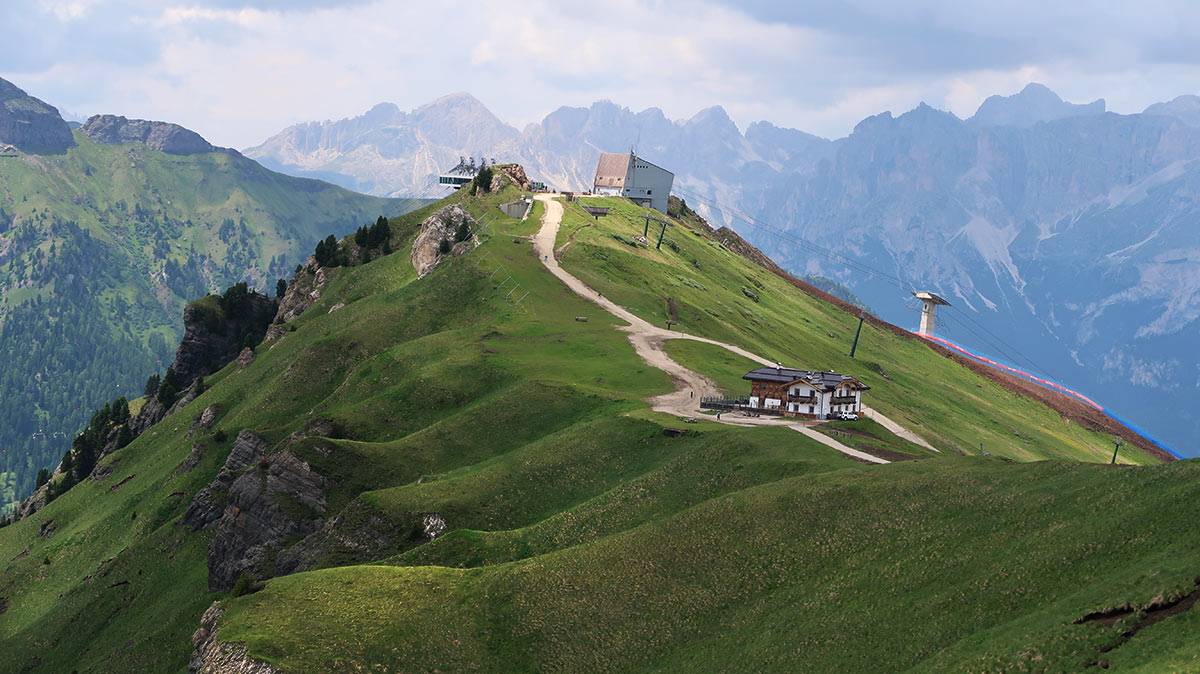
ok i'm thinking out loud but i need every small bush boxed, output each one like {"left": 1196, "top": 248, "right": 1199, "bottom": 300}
{"left": 231, "top": 573, "right": 264, "bottom": 597}
{"left": 438, "top": 239, "right": 453, "bottom": 255}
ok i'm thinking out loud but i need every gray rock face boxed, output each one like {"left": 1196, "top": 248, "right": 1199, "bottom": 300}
{"left": 411, "top": 204, "right": 477, "bottom": 277}
{"left": 189, "top": 603, "right": 280, "bottom": 674}
{"left": 81, "top": 114, "right": 216, "bottom": 154}
{"left": 0, "top": 77, "right": 75, "bottom": 154}
{"left": 182, "top": 430, "right": 268, "bottom": 531}
{"left": 171, "top": 292, "right": 277, "bottom": 388}
{"left": 207, "top": 450, "right": 326, "bottom": 591}
{"left": 265, "top": 261, "right": 327, "bottom": 344}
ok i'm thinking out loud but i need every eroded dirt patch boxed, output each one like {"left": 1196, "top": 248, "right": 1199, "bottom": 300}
{"left": 1077, "top": 577, "right": 1200, "bottom": 667}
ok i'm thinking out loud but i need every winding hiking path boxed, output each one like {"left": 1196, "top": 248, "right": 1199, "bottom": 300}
{"left": 533, "top": 195, "right": 938, "bottom": 465}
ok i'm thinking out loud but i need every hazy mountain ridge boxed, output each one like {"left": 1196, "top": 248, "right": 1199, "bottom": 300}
{"left": 245, "top": 93, "right": 520, "bottom": 196}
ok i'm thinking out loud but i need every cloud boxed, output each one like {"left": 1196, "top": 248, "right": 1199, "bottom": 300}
{"left": 4, "top": 0, "right": 1200, "bottom": 148}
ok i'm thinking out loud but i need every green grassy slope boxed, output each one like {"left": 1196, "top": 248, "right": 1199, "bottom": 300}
{"left": 0, "top": 186, "right": 1194, "bottom": 673}
{"left": 0, "top": 133, "right": 425, "bottom": 507}
{"left": 220, "top": 459, "right": 1200, "bottom": 673}
{"left": 556, "top": 196, "right": 1158, "bottom": 464}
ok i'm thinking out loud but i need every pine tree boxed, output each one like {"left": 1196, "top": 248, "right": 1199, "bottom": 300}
{"left": 276, "top": 278, "right": 287, "bottom": 299}
{"left": 144, "top": 373, "right": 160, "bottom": 398}
{"left": 157, "top": 367, "right": 180, "bottom": 407}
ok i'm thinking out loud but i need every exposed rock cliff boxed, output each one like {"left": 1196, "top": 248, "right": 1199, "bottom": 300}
{"left": 182, "top": 430, "right": 269, "bottom": 531}
{"left": 172, "top": 290, "right": 277, "bottom": 387}
{"left": 189, "top": 603, "right": 280, "bottom": 674}
{"left": 207, "top": 450, "right": 327, "bottom": 591}
{"left": 81, "top": 114, "right": 218, "bottom": 154}
{"left": 265, "top": 261, "right": 328, "bottom": 344}
{"left": 410, "top": 204, "right": 478, "bottom": 278}
{"left": 0, "top": 77, "right": 75, "bottom": 154}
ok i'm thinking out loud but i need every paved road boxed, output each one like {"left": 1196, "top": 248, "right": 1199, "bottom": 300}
{"left": 532, "top": 195, "right": 938, "bottom": 465}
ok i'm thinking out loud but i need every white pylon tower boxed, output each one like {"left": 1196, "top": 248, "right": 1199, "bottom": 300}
{"left": 913, "top": 291, "right": 950, "bottom": 336}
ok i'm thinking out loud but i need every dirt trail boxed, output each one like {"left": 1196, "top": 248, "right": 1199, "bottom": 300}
{"left": 533, "top": 195, "right": 937, "bottom": 464}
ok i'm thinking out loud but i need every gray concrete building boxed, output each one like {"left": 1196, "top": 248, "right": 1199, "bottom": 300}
{"left": 592, "top": 151, "right": 674, "bottom": 213}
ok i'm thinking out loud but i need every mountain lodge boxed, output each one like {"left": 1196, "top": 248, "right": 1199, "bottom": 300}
{"left": 743, "top": 366, "right": 868, "bottom": 418}
{"left": 592, "top": 151, "right": 674, "bottom": 213}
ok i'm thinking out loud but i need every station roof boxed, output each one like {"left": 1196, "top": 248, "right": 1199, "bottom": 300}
{"left": 743, "top": 367, "right": 869, "bottom": 391}
{"left": 912, "top": 291, "right": 950, "bottom": 305}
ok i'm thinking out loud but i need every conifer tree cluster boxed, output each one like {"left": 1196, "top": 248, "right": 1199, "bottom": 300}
{"left": 47, "top": 396, "right": 133, "bottom": 501}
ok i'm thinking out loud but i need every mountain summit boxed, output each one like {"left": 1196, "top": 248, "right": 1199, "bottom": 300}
{"left": 80, "top": 114, "right": 218, "bottom": 154}
{"left": 970, "top": 82, "right": 1105, "bottom": 127}
{"left": 1144, "top": 94, "right": 1200, "bottom": 126}
{"left": 0, "top": 77, "right": 75, "bottom": 154}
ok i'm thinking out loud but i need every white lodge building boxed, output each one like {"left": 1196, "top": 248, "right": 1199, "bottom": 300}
{"left": 743, "top": 367, "right": 869, "bottom": 419}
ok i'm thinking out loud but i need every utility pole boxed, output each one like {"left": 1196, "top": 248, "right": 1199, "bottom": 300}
{"left": 848, "top": 312, "right": 865, "bottom": 358}
{"left": 656, "top": 221, "right": 668, "bottom": 250}
{"left": 1111, "top": 439, "right": 1122, "bottom": 465}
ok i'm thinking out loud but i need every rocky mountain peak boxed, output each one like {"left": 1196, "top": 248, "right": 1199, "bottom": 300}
{"left": 0, "top": 77, "right": 75, "bottom": 154}
{"left": 80, "top": 114, "right": 218, "bottom": 154}
{"left": 1143, "top": 94, "right": 1200, "bottom": 127}
{"left": 970, "top": 82, "right": 1105, "bottom": 128}
{"left": 687, "top": 105, "right": 738, "bottom": 131}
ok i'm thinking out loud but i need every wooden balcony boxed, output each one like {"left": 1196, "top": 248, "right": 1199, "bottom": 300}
{"left": 831, "top": 396, "right": 859, "bottom": 405}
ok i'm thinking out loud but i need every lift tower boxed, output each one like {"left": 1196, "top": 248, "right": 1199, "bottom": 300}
{"left": 913, "top": 291, "right": 950, "bottom": 336}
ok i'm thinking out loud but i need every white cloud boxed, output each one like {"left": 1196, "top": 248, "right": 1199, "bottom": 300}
{"left": 8, "top": 0, "right": 1200, "bottom": 148}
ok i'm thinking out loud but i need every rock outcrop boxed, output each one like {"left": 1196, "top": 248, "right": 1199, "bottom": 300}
{"left": 189, "top": 603, "right": 280, "bottom": 674}
{"left": 207, "top": 450, "right": 327, "bottom": 591}
{"left": 183, "top": 430, "right": 269, "bottom": 531}
{"left": 410, "top": 204, "right": 478, "bottom": 278}
{"left": 81, "top": 114, "right": 217, "bottom": 154}
{"left": 492, "top": 163, "right": 530, "bottom": 190}
{"left": 172, "top": 292, "right": 277, "bottom": 387}
{"left": 0, "top": 77, "right": 75, "bottom": 154}
{"left": 265, "top": 261, "right": 328, "bottom": 344}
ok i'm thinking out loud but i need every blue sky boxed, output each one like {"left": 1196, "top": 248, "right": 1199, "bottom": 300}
{"left": 4, "top": 0, "right": 1200, "bottom": 147}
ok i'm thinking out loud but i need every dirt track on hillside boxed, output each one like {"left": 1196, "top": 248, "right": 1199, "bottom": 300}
{"left": 533, "top": 195, "right": 908, "bottom": 465}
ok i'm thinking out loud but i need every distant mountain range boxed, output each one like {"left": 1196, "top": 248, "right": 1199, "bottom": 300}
{"left": 248, "top": 83, "right": 1200, "bottom": 455}
{"left": 0, "top": 77, "right": 421, "bottom": 508}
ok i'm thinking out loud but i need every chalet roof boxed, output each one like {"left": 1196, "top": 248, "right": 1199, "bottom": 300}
{"left": 594, "top": 152, "right": 630, "bottom": 189}
{"left": 743, "top": 367, "right": 869, "bottom": 391}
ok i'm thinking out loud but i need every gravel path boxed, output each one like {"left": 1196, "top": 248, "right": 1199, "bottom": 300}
{"left": 532, "top": 195, "right": 937, "bottom": 464}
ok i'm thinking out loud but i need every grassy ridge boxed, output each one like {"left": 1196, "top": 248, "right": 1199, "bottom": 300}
{"left": 219, "top": 459, "right": 1200, "bottom": 673}
{"left": 1, "top": 186, "right": 1193, "bottom": 673}
{"left": 556, "top": 196, "right": 1156, "bottom": 464}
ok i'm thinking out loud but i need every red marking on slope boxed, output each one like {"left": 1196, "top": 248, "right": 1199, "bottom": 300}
{"left": 917, "top": 333, "right": 1104, "bottom": 411}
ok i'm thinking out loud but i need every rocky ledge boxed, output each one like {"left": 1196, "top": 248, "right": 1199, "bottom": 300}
{"left": 189, "top": 603, "right": 280, "bottom": 674}
{"left": 81, "top": 114, "right": 218, "bottom": 154}
{"left": 0, "top": 77, "right": 75, "bottom": 154}
{"left": 411, "top": 204, "right": 478, "bottom": 278}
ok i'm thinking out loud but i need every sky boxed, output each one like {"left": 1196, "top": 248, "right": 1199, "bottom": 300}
{"left": 4, "top": 0, "right": 1200, "bottom": 148}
